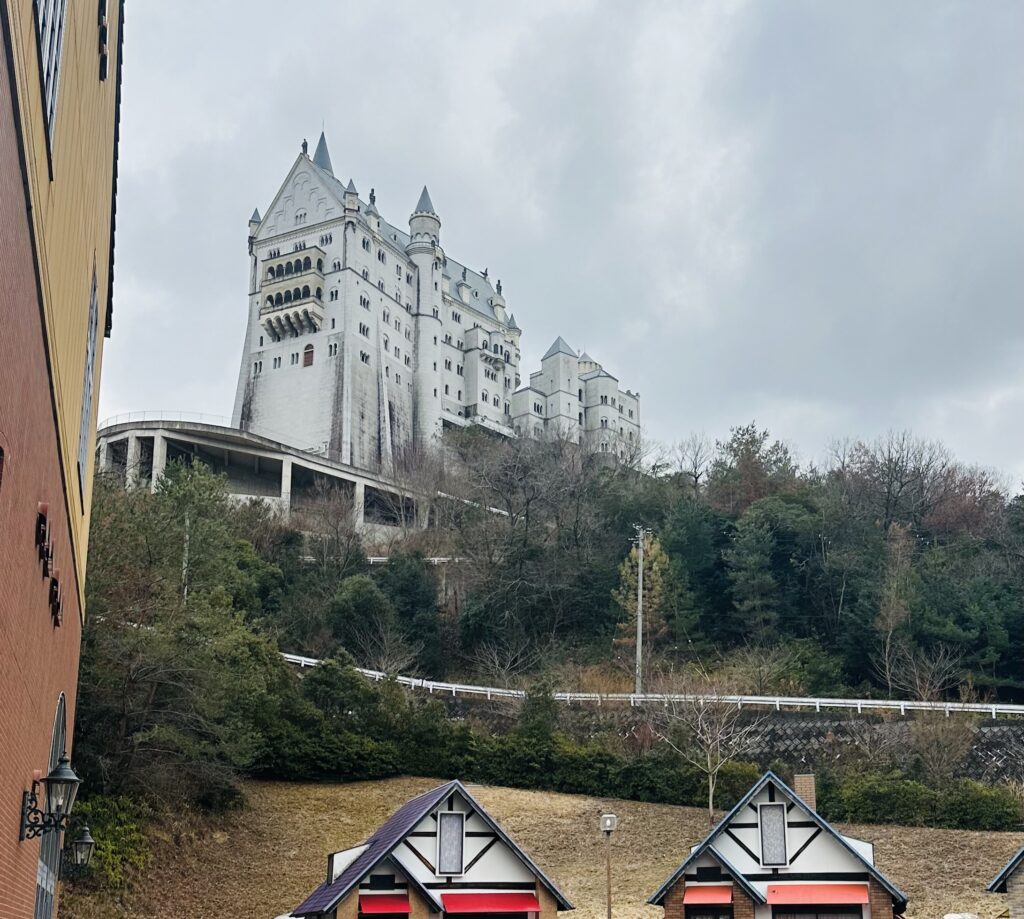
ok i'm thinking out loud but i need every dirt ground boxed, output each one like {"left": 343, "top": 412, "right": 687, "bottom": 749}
{"left": 61, "top": 776, "right": 1022, "bottom": 919}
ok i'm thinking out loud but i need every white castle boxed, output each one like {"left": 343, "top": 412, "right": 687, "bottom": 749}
{"left": 232, "top": 132, "right": 639, "bottom": 473}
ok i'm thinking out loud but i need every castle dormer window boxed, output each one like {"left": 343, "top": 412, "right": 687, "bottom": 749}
{"left": 437, "top": 811, "right": 465, "bottom": 876}
{"left": 758, "top": 802, "right": 788, "bottom": 867}
{"left": 362, "top": 238, "right": 371, "bottom": 252}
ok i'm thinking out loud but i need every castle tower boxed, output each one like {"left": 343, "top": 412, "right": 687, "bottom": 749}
{"left": 407, "top": 186, "right": 444, "bottom": 448}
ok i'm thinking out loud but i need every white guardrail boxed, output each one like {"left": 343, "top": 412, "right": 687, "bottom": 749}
{"left": 279, "top": 653, "right": 1024, "bottom": 718}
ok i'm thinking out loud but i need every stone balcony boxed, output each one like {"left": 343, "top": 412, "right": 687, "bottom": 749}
{"left": 260, "top": 293, "right": 324, "bottom": 339}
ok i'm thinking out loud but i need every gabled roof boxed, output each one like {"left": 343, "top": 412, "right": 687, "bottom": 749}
{"left": 989, "top": 846, "right": 1024, "bottom": 892}
{"left": 414, "top": 185, "right": 436, "bottom": 215}
{"left": 542, "top": 336, "right": 575, "bottom": 360}
{"left": 312, "top": 131, "right": 334, "bottom": 174}
{"left": 292, "top": 780, "right": 573, "bottom": 917}
{"left": 648, "top": 771, "right": 907, "bottom": 911}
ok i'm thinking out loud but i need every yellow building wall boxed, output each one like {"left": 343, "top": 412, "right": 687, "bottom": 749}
{"left": 4, "top": 0, "right": 122, "bottom": 615}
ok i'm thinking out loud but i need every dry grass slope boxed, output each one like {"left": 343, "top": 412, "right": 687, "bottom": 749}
{"left": 62, "top": 777, "right": 1022, "bottom": 919}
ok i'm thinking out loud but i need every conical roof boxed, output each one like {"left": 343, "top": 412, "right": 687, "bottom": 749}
{"left": 542, "top": 336, "right": 575, "bottom": 360}
{"left": 312, "top": 131, "right": 334, "bottom": 174}
{"left": 507, "top": 313, "right": 520, "bottom": 331}
{"left": 414, "top": 185, "right": 436, "bottom": 215}
{"left": 250, "top": 207, "right": 261, "bottom": 223}
{"left": 345, "top": 178, "right": 358, "bottom": 195}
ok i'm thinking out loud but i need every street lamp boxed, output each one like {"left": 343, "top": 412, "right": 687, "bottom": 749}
{"left": 600, "top": 813, "right": 617, "bottom": 919}
{"left": 20, "top": 752, "right": 82, "bottom": 840}
{"left": 61, "top": 826, "right": 96, "bottom": 880}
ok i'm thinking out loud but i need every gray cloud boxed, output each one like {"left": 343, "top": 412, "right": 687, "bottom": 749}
{"left": 100, "top": 0, "right": 1024, "bottom": 479}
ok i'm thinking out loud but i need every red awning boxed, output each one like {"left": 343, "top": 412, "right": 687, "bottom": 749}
{"left": 359, "top": 894, "right": 411, "bottom": 914}
{"left": 767, "top": 884, "right": 870, "bottom": 905}
{"left": 441, "top": 893, "right": 542, "bottom": 913}
{"left": 683, "top": 886, "right": 732, "bottom": 904}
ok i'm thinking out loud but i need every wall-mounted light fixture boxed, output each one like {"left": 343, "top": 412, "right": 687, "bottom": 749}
{"left": 60, "top": 826, "right": 96, "bottom": 880}
{"left": 19, "top": 752, "right": 81, "bottom": 840}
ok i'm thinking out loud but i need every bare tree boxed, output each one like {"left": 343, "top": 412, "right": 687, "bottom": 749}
{"left": 290, "top": 479, "right": 364, "bottom": 575}
{"left": 673, "top": 432, "right": 713, "bottom": 495}
{"left": 909, "top": 712, "right": 975, "bottom": 787}
{"left": 722, "top": 643, "right": 801, "bottom": 696}
{"left": 873, "top": 523, "right": 913, "bottom": 696}
{"left": 466, "top": 635, "right": 544, "bottom": 688}
{"left": 649, "top": 665, "right": 769, "bottom": 825}
{"left": 350, "top": 614, "right": 422, "bottom": 675}
{"left": 891, "top": 643, "right": 962, "bottom": 702}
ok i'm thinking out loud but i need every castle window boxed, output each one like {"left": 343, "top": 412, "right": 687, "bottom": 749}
{"left": 444, "top": 385, "right": 449, "bottom": 395}
{"left": 273, "top": 356, "right": 281, "bottom": 368}
{"left": 445, "top": 359, "right": 451, "bottom": 370}
{"left": 383, "top": 336, "right": 390, "bottom": 351}
{"left": 362, "top": 268, "right": 369, "bottom": 279}
{"left": 601, "top": 395, "right": 608, "bottom": 404}
{"left": 457, "top": 390, "right": 462, "bottom": 400}
{"left": 378, "top": 280, "right": 384, "bottom": 291}
{"left": 628, "top": 410, "right": 634, "bottom": 419}
{"left": 302, "top": 285, "right": 310, "bottom": 298}
{"left": 315, "top": 256, "right": 323, "bottom": 269}
{"left": 36, "top": 0, "right": 69, "bottom": 142}
{"left": 330, "top": 289, "right": 338, "bottom": 301}
{"left": 579, "top": 389, "right": 583, "bottom": 401}
{"left": 303, "top": 256, "right": 311, "bottom": 270}
{"left": 383, "top": 310, "right": 390, "bottom": 323}
{"left": 285, "top": 263, "right": 293, "bottom": 276}
{"left": 579, "top": 412, "right": 583, "bottom": 424}
{"left": 360, "top": 295, "right": 370, "bottom": 309}
{"left": 333, "top": 260, "right": 341, "bottom": 270}
{"left": 406, "top": 272, "right": 413, "bottom": 284}
{"left": 315, "top": 288, "right": 322, "bottom": 299}
{"left": 359, "top": 323, "right": 369, "bottom": 337}
{"left": 493, "top": 396, "right": 499, "bottom": 407}
{"left": 396, "top": 265, "right": 401, "bottom": 277}
{"left": 452, "top": 311, "right": 461, "bottom": 323}
{"left": 331, "top": 318, "right": 336, "bottom": 329}
{"left": 394, "top": 347, "right": 400, "bottom": 358}
{"left": 275, "top": 293, "right": 283, "bottom": 306}
{"left": 433, "top": 308, "right": 439, "bottom": 319}
{"left": 601, "top": 418, "right": 608, "bottom": 428}
{"left": 259, "top": 335, "right": 264, "bottom": 346}
{"left": 294, "top": 259, "right": 302, "bottom": 272}
{"left": 444, "top": 334, "right": 452, "bottom": 344}
{"left": 362, "top": 238, "right": 371, "bottom": 252}
{"left": 295, "top": 211, "right": 307, "bottom": 225}
{"left": 504, "top": 402, "right": 510, "bottom": 415}
{"left": 276, "top": 265, "right": 285, "bottom": 278}
{"left": 360, "top": 351, "right": 370, "bottom": 365}
{"left": 505, "top": 351, "right": 510, "bottom": 362}
{"left": 267, "top": 267, "right": 275, "bottom": 279}
{"left": 493, "top": 344, "right": 499, "bottom": 354}
{"left": 395, "top": 373, "right": 401, "bottom": 384}
{"left": 457, "top": 340, "right": 462, "bottom": 349}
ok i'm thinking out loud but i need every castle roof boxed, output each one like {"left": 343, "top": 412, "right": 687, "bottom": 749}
{"left": 345, "top": 178, "right": 358, "bottom": 195}
{"left": 250, "top": 207, "right": 261, "bottom": 223}
{"left": 507, "top": 312, "right": 520, "bottom": 331}
{"left": 414, "top": 185, "right": 436, "bottom": 215}
{"left": 312, "top": 131, "right": 334, "bottom": 175}
{"left": 542, "top": 336, "right": 575, "bottom": 360}
{"left": 579, "top": 351, "right": 596, "bottom": 363}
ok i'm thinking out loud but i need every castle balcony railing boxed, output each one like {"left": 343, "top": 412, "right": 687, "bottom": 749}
{"left": 259, "top": 268, "right": 325, "bottom": 304}
{"left": 260, "top": 246, "right": 325, "bottom": 284}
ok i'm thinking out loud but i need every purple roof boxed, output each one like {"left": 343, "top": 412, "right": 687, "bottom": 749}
{"left": 292, "top": 782, "right": 455, "bottom": 917}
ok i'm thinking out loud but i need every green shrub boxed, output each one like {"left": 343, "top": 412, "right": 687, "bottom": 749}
{"left": 69, "top": 795, "right": 151, "bottom": 888}
{"left": 710, "top": 762, "right": 763, "bottom": 809}
{"left": 834, "top": 772, "right": 938, "bottom": 825}
{"left": 937, "top": 780, "right": 1020, "bottom": 830}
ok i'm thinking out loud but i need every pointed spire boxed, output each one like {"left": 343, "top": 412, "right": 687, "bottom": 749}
{"left": 415, "top": 185, "right": 435, "bottom": 215}
{"left": 543, "top": 336, "right": 575, "bottom": 360}
{"left": 507, "top": 313, "right": 520, "bottom": 331}
{"left": 313, "top": 131, "right": 333, "bottom": 174}
{"left": 346, "top": 178, "right": 358, "bottom": 195}
{"left": 250, "top": 207, "right": 261, "bottom": 223}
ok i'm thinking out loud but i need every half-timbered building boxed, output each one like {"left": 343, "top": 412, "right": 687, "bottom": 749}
{"left": 988, "top": 846, "right": 1024, "bottom": 918}
{"left": 289, "top": 780, "right": 573, "bottom": 919}
{"left": 648, "top": 772, "right": 906, "bottom": 919}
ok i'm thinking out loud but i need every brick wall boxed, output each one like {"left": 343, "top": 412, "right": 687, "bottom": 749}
{"left": 0, "top": 24, "right": 85, "bottom": 919}
{"left": 733, "top": 888, "right": 757, "bottom": 919}
{"left": 661, "top": 882, "right": 685, "bottom": 919}
{"left": 1007, "top": 870, "right": 1024, "bottom": 919}
{"left": 868, "top": 878, "right": 896, "bottom": 919}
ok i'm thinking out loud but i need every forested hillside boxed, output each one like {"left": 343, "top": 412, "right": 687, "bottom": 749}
{"left": 68, "top": 425, "right": 1024, "bottom": 890}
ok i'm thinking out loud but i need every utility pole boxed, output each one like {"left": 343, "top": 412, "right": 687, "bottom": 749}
{"left": 634, "top": 524, "right": 645, "bottom": 695}
{"left": 600, "top": 814, "right": 617, "bottom": 919}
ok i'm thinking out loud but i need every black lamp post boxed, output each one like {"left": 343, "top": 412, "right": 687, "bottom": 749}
{"left": 61, "top": 826, "right": 96, "bottom": 880}
{"left": 20, "top": 752, "right": 82, "bottom": 840}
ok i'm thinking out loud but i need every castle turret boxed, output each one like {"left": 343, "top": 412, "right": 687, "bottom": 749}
{"left": 490, "top": 279, "right": 507, "bottom": 325}
{"left": 365, "top": 188, "right": 381, "bottom": 235}
{"left": 344, "top": 178, "right": 359, "bottom": 217}
{"left": 407, "top": 186, "right": 444, "bottom": 447}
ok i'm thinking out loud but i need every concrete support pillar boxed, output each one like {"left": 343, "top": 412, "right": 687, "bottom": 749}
{"left": 150, "top": 433, "right": 167, "bottom": 493}
{"left": 97, "top": 438, "right": 112, "bottom": 472}
{"left": 280, "top": 458, "right": 293, "bottom": 519}
{"left": 125, "top": 434, "right": 141, "bottom": 490}
{"left": 353, "top": 481, "right": 365, "bottom": 529}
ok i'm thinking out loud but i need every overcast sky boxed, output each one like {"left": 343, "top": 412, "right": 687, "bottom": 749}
{"left": 99, "top": 1, "right": 1024, "bottom": 481}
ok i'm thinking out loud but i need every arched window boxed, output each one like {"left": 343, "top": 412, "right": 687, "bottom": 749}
{"left": 285, "top": 263, "right": 293, "bottom": 276}
{"left": 315, "top": 288, "right": 322, "bottom": 299}
{"left": 293, "top": 259, "right": 302, "bottom": 273}
{"left": 266, "top": 297, "right": 274, "bottom": 308}
{"left": 284, "top": 290, "right": 292, "bottom": 303}
{"left": 274, "top": 293, "right": 283, "bottom": 306}
{"left": 302, "top": 256, "right": 311, "bottom": 270}
{"left": 505, "top": 351, "right": 510, "bottom": 362}
{"left": 275, "top": 265, "right": 284, "bottom": 278}
{"left": 34, "top": 694, "right": 67, "bottom": 919}
{"left": 316, "top": 258, "right": 324, "bottom": 271}
{"left": 303, "top": 344, "right": 314, "bottom": 367}
{"left": 267, "top": 267, "right": 275, "bottom": 279}
{"left": 292, "top": 288, "right": 301, "bottom": 300}
{"left": 259, "top": 335, "right": 264, "bottom": 346}
{"left": 302, "top": 285, "right": 310, "bottom": 298}
{"left": 493, "top": 343, "right": 499, "bottom": 354}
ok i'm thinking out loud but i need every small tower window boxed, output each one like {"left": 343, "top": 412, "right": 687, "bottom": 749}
{"left": 303, "top": 344, "right": 314, "bottom": 367}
